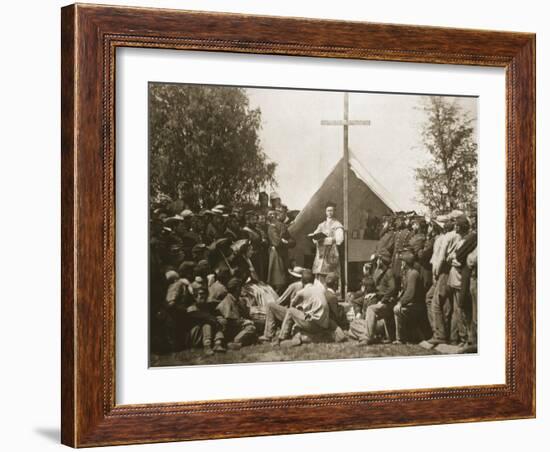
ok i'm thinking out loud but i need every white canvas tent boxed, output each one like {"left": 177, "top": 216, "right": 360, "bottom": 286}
{"left": 289, "top": 150, "right": 399, "bottom": 268}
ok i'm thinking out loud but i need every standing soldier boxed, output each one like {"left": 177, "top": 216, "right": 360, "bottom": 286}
{"left": 376, "top": 215, "right": 395, "bottom": 257}
{"left": 392, "top": 215, "right": 413, "bottom": 284}
{"left": 447, "top": 216, "right": 471, "bottom": 346}
{"left": 266, "top": 210, "right": 289, "bottom": 293}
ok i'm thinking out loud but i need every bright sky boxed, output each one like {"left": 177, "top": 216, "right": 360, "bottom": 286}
{"left": 246, "top": 87, "right": 477, "bottom": 213}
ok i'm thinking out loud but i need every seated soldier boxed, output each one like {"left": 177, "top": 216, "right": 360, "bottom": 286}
{"left": 161, "top": 270, "right": 191, "bottom": 352}
{"left": 186, "top": 285, "right": 226, "bottom": 355}
{"left": 349, "top": 252, "right": 397, "bottom": 345}
{"left": 349, "top": 275, "right": 377, "bottom": 319}
{"left": 259, "top": 269, "right": 330, "bottom": 347}
{"left": 324, "top": 272, "right": 348, "bottom": 342}
{"left": 393, "top": 248, "right": 426, "bottom": 344}
{"left": 216, "top": 278, "right": 257, "bottom": 350}
{"left": 207, "top": 268, "right": 230, "bottom": 305}
{"left": 176, "top": 261, "right": 195, "bottom": 285}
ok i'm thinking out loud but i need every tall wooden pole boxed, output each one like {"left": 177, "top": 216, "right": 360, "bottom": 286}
{"left": 343, "top": 92, "right": 349, "bottom": 296}
{"left": 321, "top": 93, "right": 370, "bottom": 296}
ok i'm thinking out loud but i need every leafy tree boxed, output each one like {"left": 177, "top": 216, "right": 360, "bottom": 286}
{"left": 149, "top": 84, "right": 277, "bottom": 210}
{"left": 414, "top": 97, "right": 478, "bottom": 214}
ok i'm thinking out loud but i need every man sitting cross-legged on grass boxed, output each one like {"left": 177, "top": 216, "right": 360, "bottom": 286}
{"left": 259, "top": 269, "right": 330, "bottom": 346}
{"left": 216, "top": 277, "right": 257, "bottom": 350}
{"left": 186, "top": 285, "right": 226, "bottom": 356}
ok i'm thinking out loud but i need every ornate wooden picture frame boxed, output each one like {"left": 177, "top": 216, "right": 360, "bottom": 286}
{"left": 61, "top": 3, "right": 535, "bottom": 447}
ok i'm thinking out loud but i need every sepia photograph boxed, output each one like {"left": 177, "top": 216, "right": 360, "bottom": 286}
{"left": 148, "top": 82, "right": 478, "bottom": 367}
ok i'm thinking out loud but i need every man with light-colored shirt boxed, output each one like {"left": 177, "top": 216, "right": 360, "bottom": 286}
{"left": 276, "top": 267, "right": 305, "bottom": 306}
{"left": 447, "top": 216, "right": 471, "bottom": 345}
{"left": 428, "top": 214, "right": 461, "bottom": 345}
{"left": 259, "top": 269, "right": 330, "bottom": 345}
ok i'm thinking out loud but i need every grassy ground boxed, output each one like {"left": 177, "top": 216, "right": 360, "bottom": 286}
{"left": 151, "top": 341, "right": 442, "bottom": 367}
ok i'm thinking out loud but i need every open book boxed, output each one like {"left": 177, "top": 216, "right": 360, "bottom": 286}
{"left": 308, "top": 231, "right": 328, "bottom": 241}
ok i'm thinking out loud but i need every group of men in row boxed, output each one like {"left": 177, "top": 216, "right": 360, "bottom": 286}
{"left": 262, "top": 207, "right": 478, "bottom": 351}
{"left": 348, "top": 210, "right": 478, "bottom": 350}
{"left": 150, "top": 189, "right": 477, "bottom": 355}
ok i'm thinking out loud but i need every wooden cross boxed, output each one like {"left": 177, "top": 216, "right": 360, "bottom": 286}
{"left": 321, "top": 92, "right": 371, "bottom": 295}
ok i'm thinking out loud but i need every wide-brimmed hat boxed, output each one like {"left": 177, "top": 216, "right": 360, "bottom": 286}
{"left": 288, "top": 266, "right": 306, "bottom": 278}
{"left": 165, "top": 270, "right": 179, "bottom": 282}
{"left": 449, "top": 209, "right": 465, "bottom": 219}
{"left": 163, "top": 215, "right": 184, "bottom": 224}
{"left": 208, "top": 237, "right": 231, "bottom": 251}
{"left": 211, "top": 204, "right": 229, "bottom": 215}
{"left": 231, "top": 238, "right": 250, "bottom": 254}
{"left": 194, "top": 260, "right": 210, "bottom": 276}
{"left": 191, "top": 243, "right": 207, "bottom": 254}
{"left": 269, "top": 192, "right": 281, "bottom": 201}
